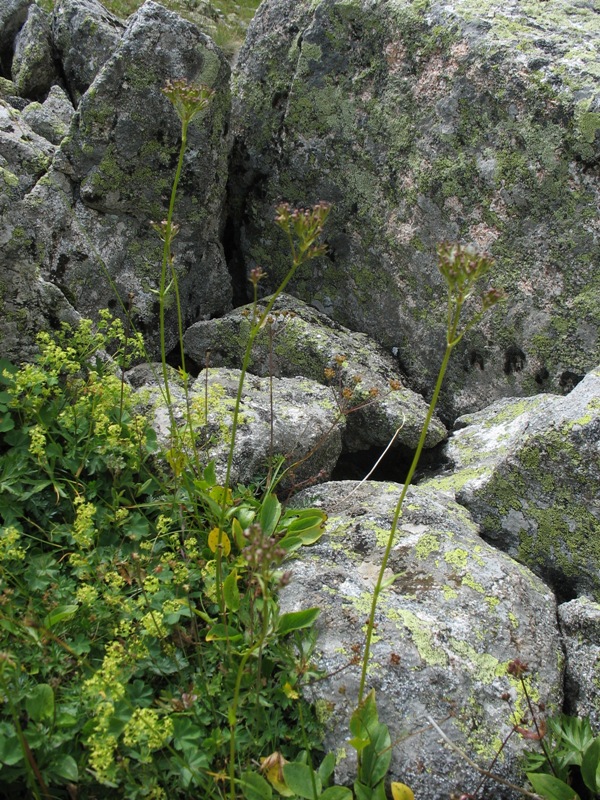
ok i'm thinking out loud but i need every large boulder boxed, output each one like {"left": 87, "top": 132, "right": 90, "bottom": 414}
{"left": 11, "top": 3, "right": 59, "bottom": 100}
{"left": 230, "top": 0, "right": 599, "bottom": 418}
{"left": 279, "top": 480, "right": 563, "bottom": 798}
{"left": 559, "top": 597, "right": 600, "bottom": 733}
{"left": 183, "top": 293, "right": 447, "bottom": 453}
{"left": 0, "top": 0, "right": 232, "bottom": 363}
{"left": 427, "top": 365, "right": 600, "bottom": 600}
{"left": 131, "top": 365, "right": 346, "bottom": 488}
{"left": 51, "top": 0, "right": 125, "bottom": 104}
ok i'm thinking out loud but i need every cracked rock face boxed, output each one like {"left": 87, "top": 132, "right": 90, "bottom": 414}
{"left": 230, "top": 0, "right": 599, "bottom": 419}
{"left": 428, "top": 365, "right": 600, "bottom": 600}
{"left": 279, "top": 480, "right": 563, "bottom": 800}
{"left": 183, "top": 292, "right": 447, "bottom": 453}
{"left": 0, "top": 0, "right": 232, "bottom": 362}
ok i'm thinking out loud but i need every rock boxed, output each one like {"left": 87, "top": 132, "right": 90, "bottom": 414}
{"left": 0, "top": 0, "right": 31, "bottom": 78}
{"left": 279, "top": 480, "right": 563, "bottom": 798}
{"left": 12, "top": 4, "right": 59, "bottom": 100}
{"left": 0, "top": 76, "right": 27, "bottom": 109}
{"left": 230, "top": 0, "right": 600, "bottom": 418}
{"left": 0, "top": 101, "right": 55, "bottom": 196}
{"left": 427, "top": 365, "right": 600, "bottom": 600}
{"left": 134, "top": 366, "right": 345, "bottom": 488}
{"left": 184, "top": 293, "right": 447, "bottom": 453}
{"left": 51, "top": 0, "right": 125, "bottom": 104}
{"left": 21, "top": 86, "right": 75, "bottom": 145}
{"left": 559, "top": 597, "right": 600, "bottom": 733}
{"left": 27, "top": 0, "right": 231, "bottom": 357}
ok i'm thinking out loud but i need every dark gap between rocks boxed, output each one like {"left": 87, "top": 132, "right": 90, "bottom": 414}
{"left": 331, "top": 440, "right": 450, "bottom": 484}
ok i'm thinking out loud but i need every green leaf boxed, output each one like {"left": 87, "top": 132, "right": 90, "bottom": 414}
{"left": 0, "top": 413, "right": 14, "bottom": 433}
{"left": 50, "top": 754, "right": 78, "bottom": 782}
{"left": 203, "top": 461, "right": 217, "bottom": 485}
{"left": 26, "top": 684, "right": 54, "bottom": 723}
{"left": 527, "top": 773, "right": 581, "bottom": 800}
{"left": 0, "top": 728, "right": 23, "bottom": 766}
{"left": 278, "top": 608, "right": 320, "bottom": 636}
{"left": 224, "top": 568, "right": 240, "bottom": 612}
{"left": 260, "top": 493, "right": 282, "bottom": 537}
{"left": 318, "top": 752, "right": 337, "bottom": 783}
{"left": 278, "top": 534, "right": 303, "bottom": 554}
{"left": 350, "top": 690, "right": 392, "bottom": 788}
{"left": 43, "top": 604, "right": 78, "bottom": 629}
{"left": 282, "top": 761, "right": 322, "bottom": 798}
{"left": 205, "top": 623, "right": 243, "bottom": 642}
{"left": 320, "top": 788, "right": 353, "bottom": 800}
{"left": 232, "top": 516, "right": 246, "bottom": 550}
{"left": 240, "top": 771, "right": 273, "bottom": 800}
{"left": 581, "top": 737, "right": 600, "bottom": 792}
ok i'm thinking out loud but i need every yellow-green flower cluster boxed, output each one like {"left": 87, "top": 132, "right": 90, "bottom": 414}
{"left": 0, "top": 526, "right": 26, "bottom": 562}
{"left": 72, "top": 497, "right": 97, "bottom": 549}
{"left": 122, "top": 707, "right": 173, "bottom": 755}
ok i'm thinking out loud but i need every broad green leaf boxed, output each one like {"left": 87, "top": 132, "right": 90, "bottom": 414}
{"left": 321, "top": 788, "right": 353, "bottom": 800}
{"left": 350, "top": 691, "right": 392, "bottom": 788}
{"left": 232, "top": 516, "right": 246, "bottom": 550}
{"left": 205, "top": 623, "right": 243, "bottom": 642}
{"left": 278, "top": 608, "right": 320, "bottom": 636}
{"left": 224, "top": 568, "right": 240, "bottom": 612}
{"left": 43, "top": 604, "right": 78, "bottom": 629}
{"left": 240, "top": 771, "right": 273, "bottom": 800}
{"left": 278, "top": 534, "right": 303, "bottom": 553}
{"left": 26, "top": 684, "right": 54, "bottom": 723}
{"left": 50, "top": 754, "right": 78, "bottom": 782}
{"left": 260, "top": 493, "right": 282, "bottom": 537}
{"left": 0, "top": 414, "right": 14, "bottom": 433}
{"left": 391, "top": 781, "right": 415, "bottom": 800}
{"left": 581, "top": 737, "right": 600, "bottom": 792}
{"left": 0, "top": 728, "right": 22, "bottom": 766}
{"left": 282, "top": 761, "right": 322, "bottom": 798}
{"left": 527, "top": 772, "right": 581, "bottom": 800}
{"left": 203, "top": 461, "right": 217, "bottom": 485}
{"left": 318, "top": 752, "right": 337, "bottom": 783}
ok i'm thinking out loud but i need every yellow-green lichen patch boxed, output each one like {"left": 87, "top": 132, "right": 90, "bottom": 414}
{"left": 415, "top": 533, "right": 441, "bottom": 559}
{"left": 387, "top": 608, "right": 448, "bottom": 667}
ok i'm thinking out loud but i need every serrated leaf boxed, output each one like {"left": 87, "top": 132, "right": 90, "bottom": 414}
{"left": 527, "top": 772, "right": 581, "bottom": 800}
{"left": 208, "top": 527, "right": 231, "bottom": 557}
{"left": 277, "top": 607, "right": 320, "bottom": 636}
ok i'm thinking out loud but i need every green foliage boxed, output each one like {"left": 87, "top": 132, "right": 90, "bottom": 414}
{"left": 525, "top": 715, "right": 600, "bottom": 800}
{"left": 0, "top": 319, "right": 327, "bottom": 798}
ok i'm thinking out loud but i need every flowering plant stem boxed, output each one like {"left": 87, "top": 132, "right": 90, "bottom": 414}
{"left": 357, "top": 243, "right": 503, "bottom": 709}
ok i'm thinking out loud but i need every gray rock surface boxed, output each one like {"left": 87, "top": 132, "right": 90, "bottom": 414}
{"left": 135, "top": 366, "right": 346, "bottom": 488}
{"left": 51, "top": 0, "right": 125, "bottom": 104}
{"left": 12, "top": 4, "right": 59, "bottom": 100}
{"left": 427, "top": 365, "right": 600, "bottom": 600}
{"left": 280, "top": 480, "right": 563, "bottom": 799}
{"left": 21, "top": 85, "right": 75, "bottom": 145}
{"left": 230, "top": 0, "right": 599, "bottom": 419}
{"left": 0, "top": 0, "right": 233, "bottom": 363}
{"left": 559, "top": 597, "right": 600, "bottom": 733}
{"left": 0, "top": 0, "right": 31, "bottom": 78}
{"left": 183, "top": 293, "right": 447, "bottom": 452}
